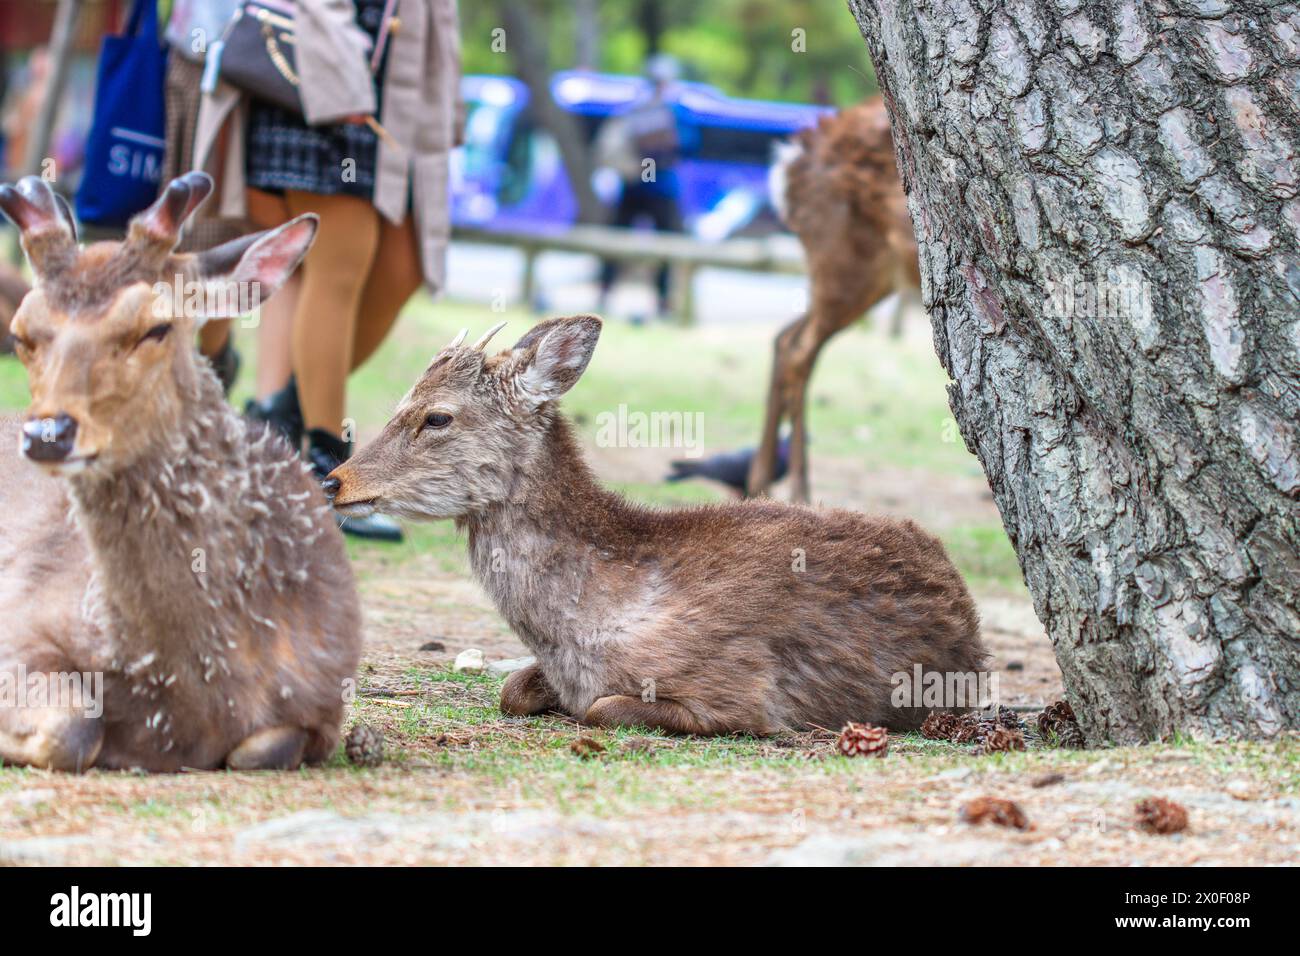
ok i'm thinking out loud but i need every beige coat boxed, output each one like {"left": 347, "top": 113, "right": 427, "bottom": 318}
{"left": 193, "top": 0, "right": 462, "bottom": 293}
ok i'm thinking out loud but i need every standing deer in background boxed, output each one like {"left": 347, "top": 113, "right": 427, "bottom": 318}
{"left": 748, "top": 97, "right": 922, "bottom": 502}
{"left": 326, "top": 316, "right": 985, "bottom": 736}
{"left": 0, "top": 173, "right": 361, "bottom": 772}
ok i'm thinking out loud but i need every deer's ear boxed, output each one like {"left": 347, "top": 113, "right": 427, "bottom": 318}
{"left": 183, "top": 214, "right": 318, "bottom": 322}
{"left": 510, "top": 315, "right": 602, "bottom": 406}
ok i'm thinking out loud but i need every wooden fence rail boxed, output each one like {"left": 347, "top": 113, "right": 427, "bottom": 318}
{"left": 451, "top": 225, "right": 807, "bottom": 325}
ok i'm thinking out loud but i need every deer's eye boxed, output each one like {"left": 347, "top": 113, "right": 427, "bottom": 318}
{"left": 425, "top": 412, "right": 453, "bottom": 430}
{"left": 136, "top": 323, "right": 172, "bottom": 348}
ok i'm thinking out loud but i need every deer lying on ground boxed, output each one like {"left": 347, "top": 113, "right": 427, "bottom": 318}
{"left": 748, "top": 96, "right": 922, "bottom": 502}
{"left": 325, "top": 316, "right": 984, "bottom": 735}
{"left": 0, "top": 173, "right": 361, "bottom": 771}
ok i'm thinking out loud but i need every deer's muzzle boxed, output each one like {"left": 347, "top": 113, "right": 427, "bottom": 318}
{"left": 21, "top": 414, "right": 79, "bottom": 463}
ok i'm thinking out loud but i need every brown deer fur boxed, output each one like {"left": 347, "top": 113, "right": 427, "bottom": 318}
{"left": 328, "top": 316, "right": 985, "bottom": 736}
{"left": 748, "top": 96, "right": 921, "bottom": 502}
{"left": 0, "top": 174, "right": 361, "bottom": 771}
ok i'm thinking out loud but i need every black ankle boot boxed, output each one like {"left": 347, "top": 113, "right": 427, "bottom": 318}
{"left": 245, "top": 375, "right": 304, "bottom": 450}
{"left": 305, "top": 428, "right": 351, "bottom": 480}
{"left": 306, "top": 429, "right": 403, "bottom": 543}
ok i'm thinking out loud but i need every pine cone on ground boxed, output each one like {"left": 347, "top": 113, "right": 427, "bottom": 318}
{"left": 837, "top": 722, "right": 889, "bottom": 758}
{"left": 960, "top": 796, "right": 1029, "bottom": 830}
{"left": 950, "top": 713, "right": 984, "bottom": 744}
{"left": 1135, "top": 797, "right": 1188, "bottom": 834}
{"left": 1054, "top": 720, "right": 1086, "bottom": 749}
{"left": 570, "top": 735, "right": 606, "bottom": 759}
{"left": 980, "top": 726, "right": 1027, "bottom": 754}
{"left": 1037, "top": 699, "right": 1076, "bottom": 734}
{"left": 344, "top": 723, "right": 384, "bottom": 767}
{"left": 1038, "top": 699, "right": 1085, "bottom": 748}
{"left": 991, "top": 705, "right": 1025, "bottom": 732}
{"left": 921, "top": 712, "right": 960, "bottom": 740}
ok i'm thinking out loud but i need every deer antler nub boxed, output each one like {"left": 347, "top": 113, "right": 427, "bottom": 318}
{"left": 0, "top": 176, "right": 78, "bottom": 276}
{"left": 471, "top": 321, "right": 508, "bottom": 352}
{"left": 127, "top": 172, "right": 214, "bottom": 255}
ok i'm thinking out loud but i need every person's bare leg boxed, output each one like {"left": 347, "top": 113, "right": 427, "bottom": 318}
{"left": 283, "top": 190, "right": 380, "bottom": 434}
{"left": 198, "top": 318, "right": 231, "bottom": 358}
{"left": 254, "top": 276, "right": 298, "bottom": 399}
{"left": 350, "top": 214, "right": 422, "bottom": 371}
{"left": 246, "top": 188, "right": 299, "bottom": 400}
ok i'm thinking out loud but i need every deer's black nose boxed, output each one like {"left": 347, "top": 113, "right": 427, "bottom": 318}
{"left": 320, "top": 476, "right": 341, "bottom": 499}
{"left": 21, "top": 414, "right": 78, "bottom": 462}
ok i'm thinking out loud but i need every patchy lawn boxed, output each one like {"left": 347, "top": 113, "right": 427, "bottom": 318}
{"left": 2, "top": 677, "right": 1296, "bottom": 864}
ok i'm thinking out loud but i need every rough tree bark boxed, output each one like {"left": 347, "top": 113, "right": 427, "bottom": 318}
{"left": 848, "top": 0, "right": 1299, "bottom": 742}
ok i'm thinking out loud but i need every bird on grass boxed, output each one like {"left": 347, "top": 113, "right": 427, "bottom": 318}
{"left": 666, "top": 435, "right": 792, "bottom": 497}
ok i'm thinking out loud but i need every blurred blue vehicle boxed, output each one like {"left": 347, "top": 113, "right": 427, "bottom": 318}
{"left": 450, "top": 71, "right": 833, "bottom": 239}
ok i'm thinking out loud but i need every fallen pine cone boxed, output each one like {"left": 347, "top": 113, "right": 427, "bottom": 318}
{"left": 569, "top": 735, "right": 606, "bottom": 759}
{"left": 1038, "top": 699, "right": 1076, "bottom": 733}
{"left": 344, "top": 723, "right": 384, "bottom": 768}
{"left": 838, "top": 722, "right": 889, "bottom": 758}
{"left": 1054, "top": 720, "right": 1086, "bottom": 749}
{"left": 1038, "top": 699, "right": 1086, "bottom": 748}
{"left": 920, "top": 712, "right": 960, "bottom": 740}
{"left": 960, "top": 796, "right": 1028, "bottom": 830}
{"left": 951, "top": 713, "right": 984, "bottom": 744}
{"left": 990, "top": 705, "right": 1025, "bottom": 732}
{"left": 980, "top": 726, "right": 1026, "bottom": 754}
{"left": 1135, "top": 797, "right": 1188, "bottom": 835}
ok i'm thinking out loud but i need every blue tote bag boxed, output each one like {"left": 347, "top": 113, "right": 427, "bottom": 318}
{"left": 75, "top": 0, "right": 169, "bottom": 227}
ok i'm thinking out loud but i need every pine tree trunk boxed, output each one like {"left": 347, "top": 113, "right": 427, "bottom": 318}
{"left": 848, "top": 0, "right": 1300, "bottom": 742}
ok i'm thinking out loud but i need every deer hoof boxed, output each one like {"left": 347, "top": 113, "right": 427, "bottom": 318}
{"left": 499, "top": 664, "right": 560, "bottom": 717}
{"left": 226, "top": 726, "right": 309, "bottom": 771}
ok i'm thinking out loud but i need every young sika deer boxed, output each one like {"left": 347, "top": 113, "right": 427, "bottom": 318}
{"left": 0, "top": 173, "right": 361, "bottom": 771}
{"left": 748, "top": 96, "right": 922, "bottom": 502}
{"left": 326, "top": 316, "right": 984, "bottom": 735}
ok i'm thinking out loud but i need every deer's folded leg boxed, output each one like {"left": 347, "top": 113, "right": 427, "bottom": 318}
{"left": 0, "top": 707, "right": 103, "bottom": 772}
{"left": 583, "top": 695, "right": 713, "bottom": 735}
{"left": 499, "top": 663, "right": 561, "bottom": 717}
{"left": 225, "top": 726, "right": 309, "bottom": 771}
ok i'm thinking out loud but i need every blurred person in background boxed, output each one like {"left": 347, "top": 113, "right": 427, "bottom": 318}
{"left": 162, "top": 0, "right": 249, "bottom": 393}
{"left": 1, "top": 48, "right": 50, "bottom": 176}
{"left": 194, "top": 0, "right": 463, "bottom": 542}
{"left": 595, "top": 54, "right": 692, "bottom": 320}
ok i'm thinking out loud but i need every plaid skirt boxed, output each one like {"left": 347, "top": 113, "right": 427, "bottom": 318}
{"left": 244, "top": 0, "right": 388, "bottom": 198}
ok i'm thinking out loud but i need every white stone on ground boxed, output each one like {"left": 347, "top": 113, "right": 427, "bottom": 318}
{"left": 452, "top": 648, "right": 485, "bottom": 673}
